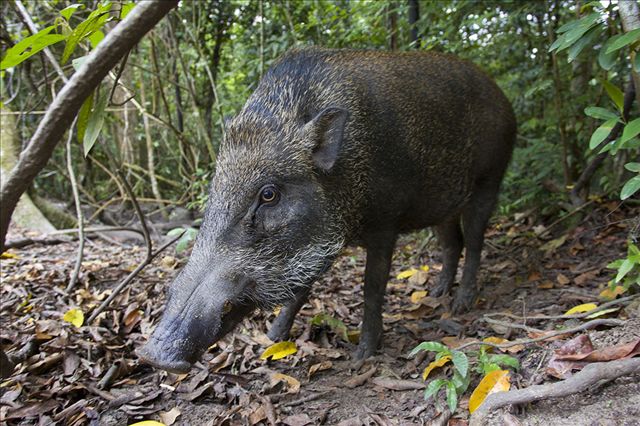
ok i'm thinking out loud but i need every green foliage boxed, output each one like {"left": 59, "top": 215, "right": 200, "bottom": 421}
{"left": 0, "top": 25, "right": 66, "bottom": 70}
{"left": 411, "top": 342, "right": 471, "bottom": 412}
{"left": 607, "top": 242, "right": 640, "bottom": 291}
{"left": 167, "top": 227, "right": 197, "bottom": 254}
{"left": 412, "top": 341, "right": 519, "bottom": 413}
{"left": 309, "top": 313, "right": 349, "bottom": 341}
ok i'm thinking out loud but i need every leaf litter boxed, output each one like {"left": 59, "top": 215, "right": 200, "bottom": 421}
{"left": 0, "top": 202, "right": 638, "bottom": 424}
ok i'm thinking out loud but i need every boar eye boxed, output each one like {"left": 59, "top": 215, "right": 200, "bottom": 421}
{"left": 259, "top": 185, "right": 279, "bottom": 204}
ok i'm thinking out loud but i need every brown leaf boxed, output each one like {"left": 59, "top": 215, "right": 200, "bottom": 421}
{"left": 159, "top": 407, "right": 182, "bottom": 425}
{"left": 546, "top": 335, "right": 594, "bottom": 379}
{"left": 556, "top": 273, "right": 571, "bottom": 285}
{"left": 555, "top": 339, "right": 640, "bottom": 362}
{"left": 5, "top": 399, "right": 58, "bottom": 420}
{"left": 344, "top": 366, "right": 376, "bottom": 388}
{"left": 371, "top": 378, "right": 425, "bottom": 391}
{"left": 282, "top": 413, "right": 313, "bottom": 426}
{"left": 308, "top": 360, "right": 332, "bottom": 379}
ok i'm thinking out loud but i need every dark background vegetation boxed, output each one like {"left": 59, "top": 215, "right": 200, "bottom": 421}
{"left": 1, "top": 0, "right": 637, "bottom": 222}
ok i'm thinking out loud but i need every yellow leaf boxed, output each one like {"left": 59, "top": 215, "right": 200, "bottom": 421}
{"left": 564, "top": 303, "right": 598, "bottom": 316}
{"left": 260, "top": 341, "right": 297, "bottom": 360}
{"left": 128, "top": 422, "right": 166, "bottom": 426}
{"left": 420, "top": 265, "right": 430, "bottom": 272}
{"left": 272, "top": 372, "right": 300, "bottom": 393}
{"left": 599, "top": 285, "right": 626, "bottom": 300}
{"left": 410, "top": 291, "right": 428, "bottom": 304}
{"left": 586, "top": 307, "right": 619, "bottom": 319}
{"left": 63, "top": 308, "right": 84, "bottom": 328}
{"left": 469, "top": 370, "right": 511, "bottom": 413}
{"left": 396, "top": 269, "right": 417, "bottom": 280}
{"left": 482, "top": 336, "right": 507, "bottom": 352}
{"left": 422, "top": 355, "right": 451, "bottom": 381}
{"left": 1, "top": 252, "right": 19, "bottom": 259}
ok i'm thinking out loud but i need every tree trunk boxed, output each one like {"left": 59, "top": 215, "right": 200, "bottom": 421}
{"left": 0, "top": 107, "right": 55, "bottom": 236}
{"left": 619, "top": 0, "right": 640, "bottom": 107}
{"left": 388, "top": 1, "right": 398, "bottom": 51}
{"left": 408, "top": 0, "right": 420, "bottom": 48}
{"left": 139, "top": 75, "right": 163, "bottom": 213}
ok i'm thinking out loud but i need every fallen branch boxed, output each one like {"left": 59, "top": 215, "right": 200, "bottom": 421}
{"left": 87, "top": 173, "right": 183, "bottom": 323}
{"left": 456, "top": 318, "right": 626, "bottom": 352}
{"left": 485, "top": 295, "right": 639, "bottom": 322}
{"left": 470, "top": 357, "right": 640, "bottom": 426}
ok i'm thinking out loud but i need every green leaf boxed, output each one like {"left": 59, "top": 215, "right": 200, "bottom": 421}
{"left": 120, "top": 2, "right": 135, "bottom": 19}
{"left": 451, "top": 351, "right": 469, "bottom": 378}
{"left": 567, "top": 26, "right": 601, "bottom": 62}
{"left": 76, "top": 91, "right": 94, "bottom": 144}
{"left": 0, "top": 26, "right": 66, "bottom": 70}
{"left": 83, "top": 89, "right": 109, "bottom": 156}
{"left": 424, "top": 378, "right": 446, "bottom": 400}
{"left": 620, "top": 176, "right": 640, "bottom": 201}
{"left": 483, "top": 363, "right": 502, "bottom": 375}
{"left": 410, "top": 341, "right": 449, "bottom": 357}
{"left": 445, "top": 381, "right": 458, "bottom": 413}
{"left": 60, "top": 4, "right": 84, "bottom": 21}
{"left": 634, "top": 54, "right": 640, "bottom": 73}
{"left": 606, "top": 28, "right": 640, "bottom": 54}
{"left": 602, "top": 80, "right": 624, "bottom": 112}
{"left": 310, "top": 313, "right": 349, "bottom": 341}
{"left": 620, "top": 118, "right": 640, "bottom": 145}
{"left": 589, "top": 118, "right": 617, "bottom": 149}
{"left": 598, "top": 35, "right": 621, "bottom": 70}
{"left": 549, "top": 13, "right": 600, "bottom": 53}
{"left": 625, "top": 162, "right": 640, "bottom": 173}
{"left": 167, "top": 227, "right": 185, "bottom": 237}
{"left": 584, "top": 106, "right": 618, "bottom": 121}
{"left": 62, "top": 2, "right": 113, "bottom": 64}
{"left": 488, "top": 354, "right": 520, "bottom": 370}
{"left": 88, "top": 30, "right": 105, "bottom": 48}
{"left": 615, "top": 258, "right": 634, "bottom": 282}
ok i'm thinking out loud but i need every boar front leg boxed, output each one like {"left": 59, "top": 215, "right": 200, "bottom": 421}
{"left": 267, "top": 286, "right": 311, "bottom": 341}
{"left": 355, "top": 233, "right": 397, "bottom": 359}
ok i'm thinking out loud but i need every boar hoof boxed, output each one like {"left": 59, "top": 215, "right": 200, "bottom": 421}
{"left": 266, "top": 325, "right": 291, "bottom": 342}
{"left": 354, "top": 342, "right": 377, "bottom": 360}
{"left": 451, "top": 290, "right": 476, "bottom": 314}
{"left": 430, "top": 281, "right": 450, "bottom": 298}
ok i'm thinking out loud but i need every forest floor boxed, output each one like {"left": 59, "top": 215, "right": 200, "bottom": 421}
{"left": 1, "top": 200, "right": 639, "bottom": 426}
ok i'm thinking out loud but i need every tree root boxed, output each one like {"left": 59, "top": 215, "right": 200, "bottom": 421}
{"left": 470, "top": 357, "right": 640, "bottom": 426}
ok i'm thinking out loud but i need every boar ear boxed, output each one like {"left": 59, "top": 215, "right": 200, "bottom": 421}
{"left": 305, "top": 107, "right": 349, "bottom": 172}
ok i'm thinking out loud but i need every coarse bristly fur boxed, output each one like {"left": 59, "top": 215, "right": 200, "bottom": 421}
{"left": 140, "top": 46, "right": 516, "bottom": 372}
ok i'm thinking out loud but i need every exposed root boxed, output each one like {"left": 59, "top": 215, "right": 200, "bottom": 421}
{"left": 470, "top": 357, "right": 640, "bottom": 426}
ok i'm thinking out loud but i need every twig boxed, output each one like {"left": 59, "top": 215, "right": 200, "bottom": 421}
{"left": 482, "top": 318, "right": 544, "bottom": 334}
{"left": 470, "top": 358, "right": 640, "bottom": 426}
{"left": 485, "top": 295, "right": 639, "bottom": 322}
{"left": 282, "top": 391, "right": 331, "bottom": 407}
{"left": 87, "top": 173, "right": 183, "bottom": 323}
{"left": 66, "top": 119, "right": 84, "bottom": 293}
{"left": 456, "top": 318, "right": 626, "bottom": 352}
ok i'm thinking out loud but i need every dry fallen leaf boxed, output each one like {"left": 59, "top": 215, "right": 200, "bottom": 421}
{"left": 128, "top": 421, "right": 166, "bottom": 426}
{"left": 308, "top": 361, "right": 332, "bottom": 379}
{"left": 556, "top": 273, "right": 571, "bottom": 285}
{"left": 397, "top": 269, "right": 418, "bottom": 280}
{"left": 260, "top": 341, "right": 297, "bottom": 360}
{"left": 599, "top": 285, "right": 626, "bottom": 300}
{"left": 159, "top": 407, "right": 181, "bottom": 426}
{"left": 272, "top": 372, "right": 301, "bottom": 394}
{"left": 469, "top": 370, "right": 510, "bottom": 413}
{"left": 422, "top": 355, "right": 451, "bottom": 380}
{"left": 564, "top": 303, "right": 598, "bottom": 316}
{"left": 410, "top": 290, "right": 428, "bottom": 304}
{"left": 63, "top": 308, "right": 84, "bottom": 328}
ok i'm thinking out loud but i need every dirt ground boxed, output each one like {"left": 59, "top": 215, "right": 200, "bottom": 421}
{"left": 1, "top": 201, "right": 639, "bottom": 425}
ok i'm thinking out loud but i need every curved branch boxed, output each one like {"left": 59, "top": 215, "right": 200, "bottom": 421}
{"left": 470, "top": 358, "right": 640, "bottom": 426}
{"left": 0, "top": 0, "right": 179, "bottom": 252}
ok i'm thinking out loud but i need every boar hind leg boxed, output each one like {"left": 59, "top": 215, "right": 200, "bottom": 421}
{"left": 431, "top": 218, "right": 463, "bottom": 298}
{"left": 267, "top": 286, "right": 311, "bottom": 341}
{"left": 452, "top": 183, "right": 500, "bottom": 313}
{"left": 355, "top": 233, "right": 397, "bottom": 359}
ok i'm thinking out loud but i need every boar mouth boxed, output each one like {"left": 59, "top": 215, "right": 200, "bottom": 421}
{"left": 137, "top": 298, "right": 256, "bottom": 374}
